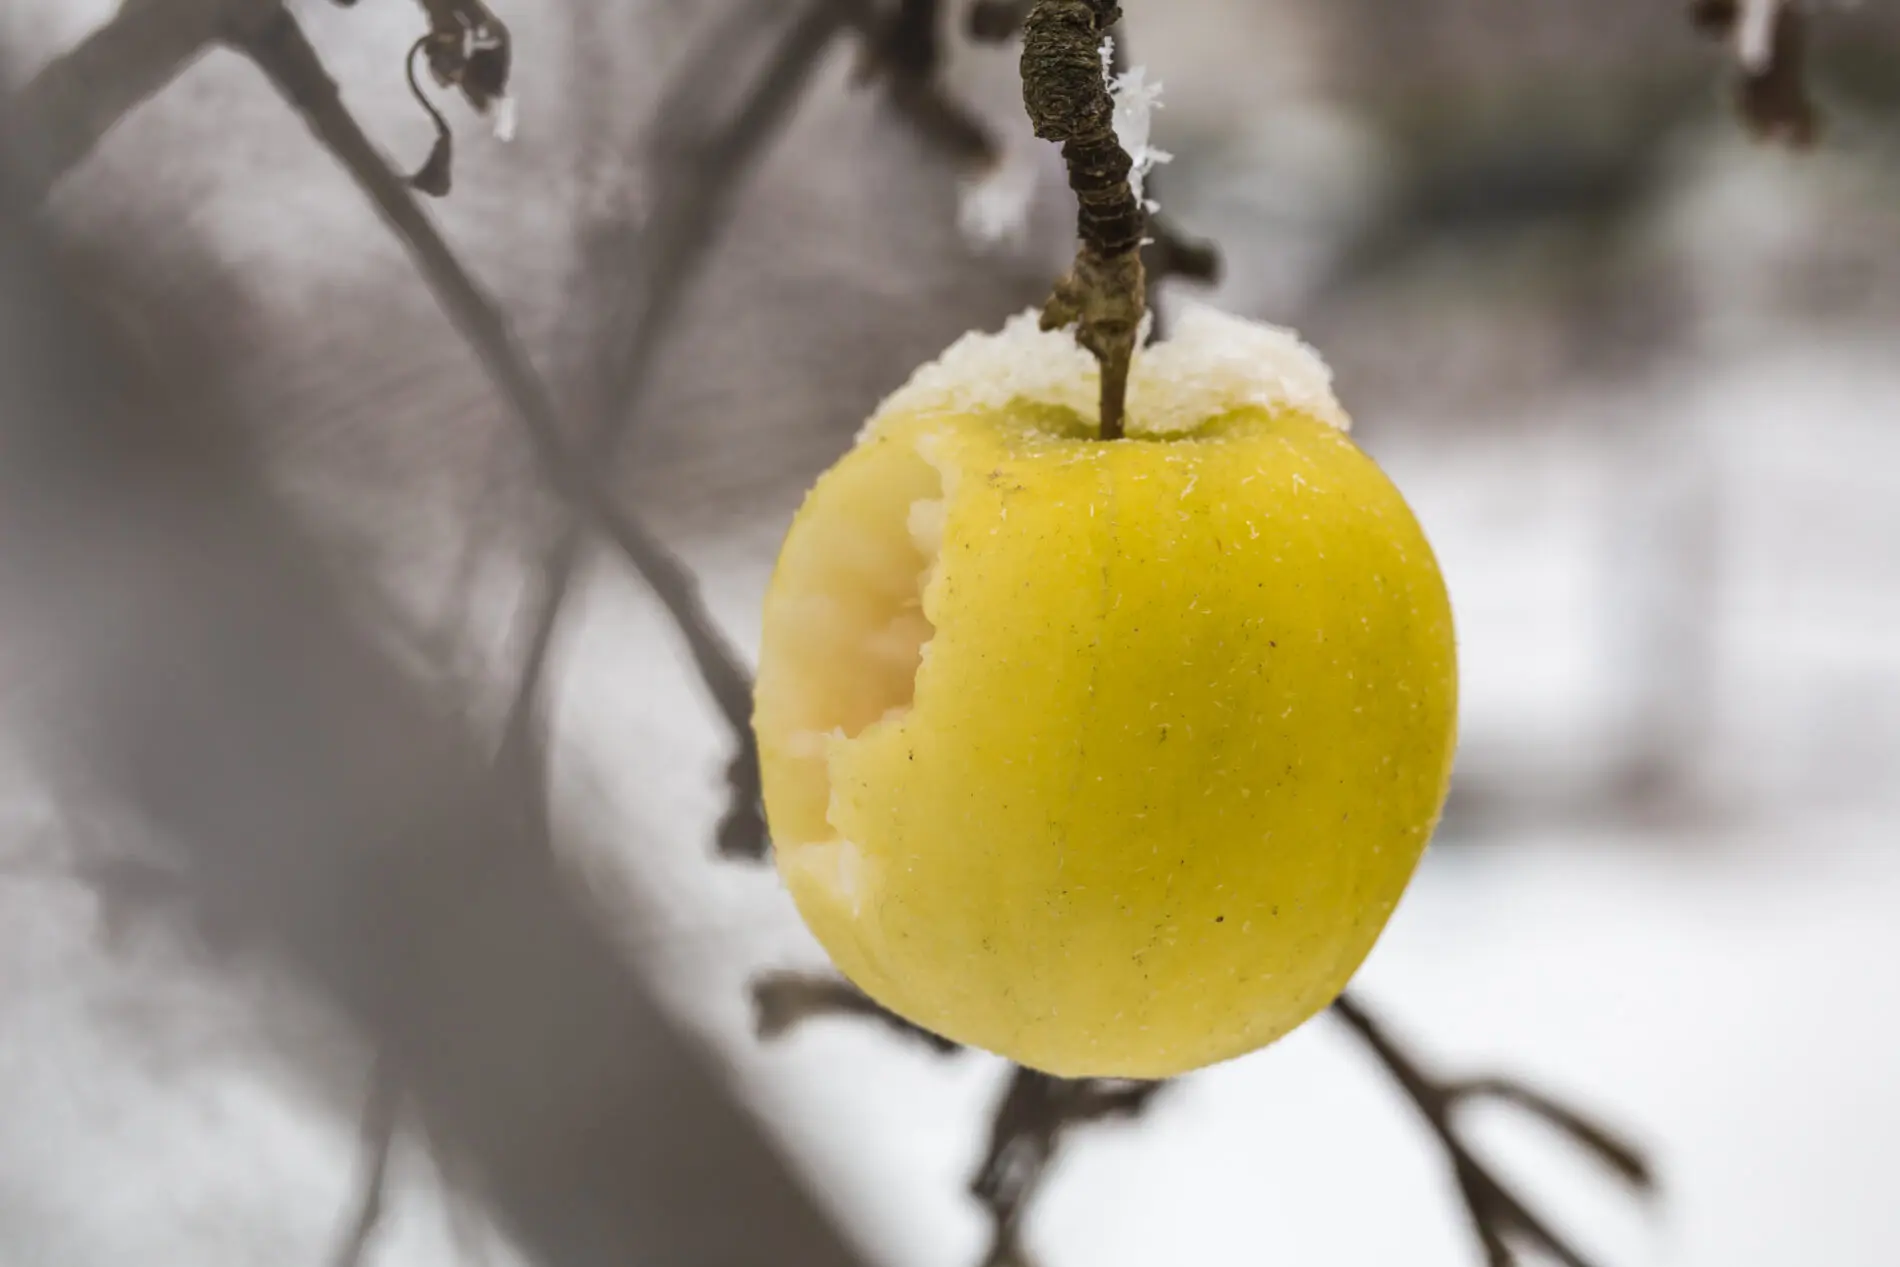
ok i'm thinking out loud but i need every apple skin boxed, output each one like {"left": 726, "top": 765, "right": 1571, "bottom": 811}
{"left": 754, "top": 332, "right": 1456, "bottom": 1079}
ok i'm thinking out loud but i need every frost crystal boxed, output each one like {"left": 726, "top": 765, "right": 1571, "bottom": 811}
{"left": 1101, "top": 38, "right": 1172, "bottom": 214}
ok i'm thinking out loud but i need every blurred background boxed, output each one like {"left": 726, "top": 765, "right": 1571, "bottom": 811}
{"left": 2, "top": 1, "right": 1898, "bottom": 1265}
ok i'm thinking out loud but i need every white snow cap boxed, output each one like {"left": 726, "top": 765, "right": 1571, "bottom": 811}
{"left": 865, "top": 303, "right": 1350, "bottom": 438}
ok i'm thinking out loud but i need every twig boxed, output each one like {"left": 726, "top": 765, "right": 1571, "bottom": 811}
{"left": 847, "top": 0, "right": 998, "bottom": 167}
{"left": 223, "top": 4, "right": 764, "bottom": 856}
{"left": 503, "top": 0, "right": 998, "bottom": 858}
{"left": 1021, "top": 0, "right": 1145, "bottom": 439}
{"left": 5, "top": 0, "right": 274, "bottom": 200}
{"left": 494, "top": 0, "right": 848, "bottom": 860}
{"left": 1451, "top": 1078, "right": 1654, "bottom": 1192}
{"left": 1690, "top": 0, "right": 1819, "bottom": 146}
{"left": 1331, "top": 992, "right": 1653, "bottom": 1267}
{"left": 749, "top": 970, "right": 1168, "bottom": 1267}
{"left": 751, "top": 971, "right": 963, "bottom": 1053}
{"left": 331, "top": 1053, "right": 404, "bottom": 1267}
{"left": 971, "top": 1068, "right": 1165, "bottom": 1267}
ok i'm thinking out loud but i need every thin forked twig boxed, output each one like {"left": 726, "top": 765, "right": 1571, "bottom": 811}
{"left": 753, "top": 971, "right": 1649, "bottom": 1267}
{"left": 750, "top": 970, "right": 1168, "bottom": 1267}
{"left": 970, "top": 1068, "right": 1165, "bottom": 1267}
{"left": 1330, "top": 993, "right": 1654, "bottom": 1267}
{"left": 751, "top": 971, "right": 962, "bottom": 1053}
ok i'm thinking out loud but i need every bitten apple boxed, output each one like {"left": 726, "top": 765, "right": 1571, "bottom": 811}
{"left": 753, "top": 306, "right": 1457, "bottom": 1078}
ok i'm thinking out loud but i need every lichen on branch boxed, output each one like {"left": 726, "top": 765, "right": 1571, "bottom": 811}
{"left": 1020, "top": 0, "right": 1145, "bottom": 440}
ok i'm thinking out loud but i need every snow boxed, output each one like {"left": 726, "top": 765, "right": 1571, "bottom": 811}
{"left": 863, "top": 301, "right": 1348, "bottom": 440}
{"left": 1101, "top": 38, "right": 1172, "bottom": 212}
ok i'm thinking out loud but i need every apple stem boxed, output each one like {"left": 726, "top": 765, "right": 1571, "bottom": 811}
{"left": 1020, "top": 0, "right": 1146, "bottom": 441}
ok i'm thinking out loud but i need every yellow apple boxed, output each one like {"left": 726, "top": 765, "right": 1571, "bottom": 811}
{"left": 753, "top": 306, "right": 1456, "bottom": 1078}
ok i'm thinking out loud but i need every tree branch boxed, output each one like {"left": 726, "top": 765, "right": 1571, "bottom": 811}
{"left": 5, "top": 0, "right": 274, "bottom": 200}
{"left": 750, "top": 970, "right": 1168, "bottom": 1267}
{"left": 751, "top": 971, "right": 963, "bottom": 1053}
{"left": 224, "top": 3, "right": 763, "bottom": 857}
{"left": 495, "top": 0, "right": 847, "bottom": 861}
{"left": 1330, "top": 993, "right": 1653, "bottom": 1267}
{"left": 846, "top": 0, "right": 998, "bottom": 168}
{"left": 1021, "top": 0, "right": 1145, "bottom": 439}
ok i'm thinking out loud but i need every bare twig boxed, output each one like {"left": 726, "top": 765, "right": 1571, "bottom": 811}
{"left": 4, "top": 0, "right": 275, "bottom": 200}
{"left": 496, "top": 0, "right": 846, "bottom": 860}
{"left": 1449, "top": 1077, "right": 1654, "bottom": 1192}
{"left": 750, "top": 971, "right": 1168, "bottom": 1267}
{"left": 1690, "top": 0, "right": 1819, "bottom": 145}
{"left": 1331, "top": 992, "right": 1653, "bottom": 1267}
{"left": 223, "top": 4, "right": 763, "bottom": 855}
{"left": 971, "top": 1068, "right": 1165, "bottom": 1267}
{"left": 847, "top": 0, "right": 998, "bottom": 167}
{"left": 501, "top": 0, "right": 1000, "bottom": 860}
{"left": 331, "top": 1053, "right": 404, "bottom": 1267}
{"left": 751, "top": 971, "right": 963, "bottom": 1053}
{"left": 1021, "top": 0, "right": 1145, "bottom": 438}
